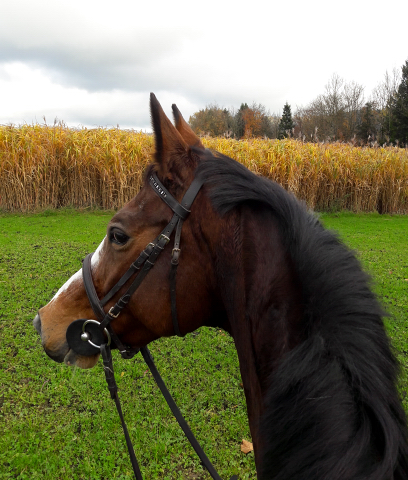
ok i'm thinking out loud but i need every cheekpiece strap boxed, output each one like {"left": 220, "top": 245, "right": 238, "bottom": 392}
{"left": 82, "top": 253, "right": 106, "bottom": 322}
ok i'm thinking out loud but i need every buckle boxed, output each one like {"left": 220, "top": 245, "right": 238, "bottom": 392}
{"left": 108, "top": 306, "right": 120, "bottom": 318}
{"left": 158, "top": 234, "right": 170, "bottom": 245}
{"left": 171, "top": 248, "right": 181, "bottom": 265}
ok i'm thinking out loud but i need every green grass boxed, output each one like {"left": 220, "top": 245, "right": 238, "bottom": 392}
{"left": 0, "top": 210, "right": 407, "bottom": 479}
{"left": 320, "top": 212, "right": 408, "bottom": 409}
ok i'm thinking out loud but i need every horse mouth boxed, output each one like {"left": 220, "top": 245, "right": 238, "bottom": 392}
{"left": 63, "top": 349, "right": 100, "bottom": 369}
{"left": 64, "top": 348, "right": 75, "bottom": 365}
{"left": 33, "top": 313, "right": 98, "bottom": 368}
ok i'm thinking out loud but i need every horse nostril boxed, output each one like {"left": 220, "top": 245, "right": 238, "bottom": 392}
{"left": 33, "top": 314, "right": 42, "bottom": 336}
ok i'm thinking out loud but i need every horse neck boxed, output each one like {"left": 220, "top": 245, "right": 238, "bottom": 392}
{"left": 211, "top": 205, "right": 303, "bottom": 465}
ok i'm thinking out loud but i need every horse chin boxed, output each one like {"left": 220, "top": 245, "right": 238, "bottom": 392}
{"left": 64, "top": 349, "right": 100, "bottom": 369}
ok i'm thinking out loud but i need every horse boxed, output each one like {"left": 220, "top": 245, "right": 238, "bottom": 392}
{"left": 33, "top": 93, "right": 408, "bottom": 479}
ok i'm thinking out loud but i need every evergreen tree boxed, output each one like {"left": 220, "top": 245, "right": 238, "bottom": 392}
{"left": 278, "top": 103, "right": 294, "bottom": 139}
{"left": 389, "top": 59, "right": 408, "bottom": 145}
{"left": 357, "top": 102, "right": 376, "bottom": 143}
{"left": 234, "top": 103, "right": 249, "bottom": 138}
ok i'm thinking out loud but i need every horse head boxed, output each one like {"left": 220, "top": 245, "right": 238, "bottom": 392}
{"left": 34, "top": 94, "right": 220, "bottom": 369}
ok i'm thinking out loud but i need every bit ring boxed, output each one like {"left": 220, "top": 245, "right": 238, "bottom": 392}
{"left": 81, "top": 319, "right": 111, "bottom": 349}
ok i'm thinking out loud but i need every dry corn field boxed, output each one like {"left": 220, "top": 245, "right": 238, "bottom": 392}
{"left": 1, "top": 124, "right": 408, "bottom": 213}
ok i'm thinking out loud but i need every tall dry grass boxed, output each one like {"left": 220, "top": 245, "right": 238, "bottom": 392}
{"left": 205, "top": 137, "right": 408, "bottom": 213}
{"left": 1, "top": 124, "right": 408, "bottom": 213}
{"left": 0, "top": 123, "right": 153, "bottom": 211}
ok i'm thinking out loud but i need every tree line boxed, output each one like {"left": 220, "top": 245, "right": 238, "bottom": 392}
{"left": 189, "top": 102, "right": 278, "bottom": 139}
{"left": 188, "top": 59, "right": 408, "bottom": 146}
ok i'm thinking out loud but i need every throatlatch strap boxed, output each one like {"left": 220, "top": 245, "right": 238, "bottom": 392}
{"left": 169, "top": 218, "right": 184, "bottom": 336}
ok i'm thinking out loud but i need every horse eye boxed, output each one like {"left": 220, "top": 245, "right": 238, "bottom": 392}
{"left": 109, "top": 229, "right": 129, "bottom": 246}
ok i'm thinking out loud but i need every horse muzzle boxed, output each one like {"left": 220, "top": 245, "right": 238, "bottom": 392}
{"left": 33, "top": 313, "right": 100, "bottom": 368}
{"left": 33, "top": 313, "right": 66, "bottom": 362}
{"left": 33, "top": 313, "right": 42, "bottom": 336}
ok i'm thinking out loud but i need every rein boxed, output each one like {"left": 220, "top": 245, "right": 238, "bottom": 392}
{"left": 66, "top": 172, "right": 237, "bottom": 480}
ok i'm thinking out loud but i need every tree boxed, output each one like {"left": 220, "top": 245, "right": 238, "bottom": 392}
{"left": 233, "top": 103, "right": 249, "bottom": 138}
{"left": 357, "top": 102, "right": 376, "bottom": 143}
{"left": 278, "top": 103, "right": 294, "bottom": 138}
{"left": 231, "top": 103, "right": 274, "bottom": 139}
{"left": 371, "top": 68, "right": 401, "bottom": 144}
{"left": 389, "top": 59, "right": 408, "bottom": 145}
{"left": 321, "top": 74, "right": 347, "bottom": 139}
{"left": 294, "top": 75, "right": 364, "bottom": 142}
{"left": 268, "top": 114, "right": 281, "bottom": 139}
{"left": 189, "top": 102, "right": 274, "bottom": 139}
{"left": 189, "top": 104, "right": 233, "bottom": 136}
{"left": 244, "top": 103, "right": 273, "bottom": 138}
{"left": 343, "top": 81, "right": 365, "bottom": 138}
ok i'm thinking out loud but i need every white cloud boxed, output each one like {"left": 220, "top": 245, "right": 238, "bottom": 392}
{"left": 0, "top": 62, "right": 202, "bottom": 129}
{"left": 0, "top": 0, "right": 407, "bottom": 128}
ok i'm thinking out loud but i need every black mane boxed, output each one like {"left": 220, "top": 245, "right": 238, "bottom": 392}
{"left": 196, "top": 149, "right": 408, "bottom": 480}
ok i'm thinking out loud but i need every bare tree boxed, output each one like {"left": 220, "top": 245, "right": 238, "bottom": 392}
{"left": 268, "top": 114, "right": 281, "bottom": 139}
{"left": 322, "top": 74, "right": 346, "bottom": 139}
{"left": 294, "top": 74, "right": 348, "bottom": 141}
{"left": 371, "top": 68, "right": 401, "bottom": 111}
{"left": 295, "top": 75, "right": 366, "bottom": 142}
{"left": 343, "top": 81, "right": 365, "bottom": 138}
{"left": 294, "top": 101, "right": 325, "bottom": 141}
{"left": 370, "top": 68, "right": 402, "bottom": 143}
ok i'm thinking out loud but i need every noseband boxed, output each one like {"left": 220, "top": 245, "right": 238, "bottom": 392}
{"left": 65, "top": 172, "right": 237, "bottom": 480}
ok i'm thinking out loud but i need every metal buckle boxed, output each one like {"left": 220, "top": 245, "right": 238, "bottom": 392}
{"left": 108, "top": 306, "right": 120, "bottom": 318}
{"left": 158, "top": 234, "right": 170, "bottom": 244}
{"left": 81, "top": 319, "right": 111, "bottom": 349}
{"left": 171, "top": 248, "right": 181, "bottom": 265}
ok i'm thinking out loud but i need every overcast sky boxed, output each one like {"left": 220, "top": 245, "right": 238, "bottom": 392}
{"left": 1, "top": 0, "right": 407, "bottom": 131}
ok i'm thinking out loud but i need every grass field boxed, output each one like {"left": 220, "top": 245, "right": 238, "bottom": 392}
{"left": 0, "top": 210, "right": 407, "bottom": 479}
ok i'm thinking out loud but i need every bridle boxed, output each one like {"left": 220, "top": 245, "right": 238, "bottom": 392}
{"left": 67, "top": 170, "right": 204, "bottom": 355}
{"left": 65, "top": 171, "right": 237, "bottom": 480}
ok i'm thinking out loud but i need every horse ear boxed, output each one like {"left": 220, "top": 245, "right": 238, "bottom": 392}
{"left": 150, "top": 93, "right": 188, "bottom": 170}
{"left": 172, "top": 104, "right": 205, "bottom": 149}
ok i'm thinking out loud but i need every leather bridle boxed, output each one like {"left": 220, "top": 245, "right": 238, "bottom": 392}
{"left": 67, "top": 170, "right": 204, "bottom": 356}
{"left": 65, "top": 171, "right": 238, "bottom": 480}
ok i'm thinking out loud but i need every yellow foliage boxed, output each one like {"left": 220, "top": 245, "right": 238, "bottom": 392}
{"left": 1, "top": 125, "right": 407, "bottom": 213}
{"left": 203, "top": 137, "right": 408, "bottom": 213}
{"left": 0, "top": 124, "right": 153, "bottom": 211}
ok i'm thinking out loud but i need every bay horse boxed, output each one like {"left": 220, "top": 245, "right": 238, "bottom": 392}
{"left": 34, "top": 94, "right": 408, "bottom": 479}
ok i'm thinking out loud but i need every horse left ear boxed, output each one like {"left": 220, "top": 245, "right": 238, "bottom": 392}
{"left": 150, "top": 93, "right": 189, "bottom": 172}
{"left": 172, "top": 104, "right": 205, "bottom": 150}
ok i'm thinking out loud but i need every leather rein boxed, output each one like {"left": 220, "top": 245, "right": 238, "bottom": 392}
{"left": 65, "top": 171, "right": 237, "bottom": 480}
